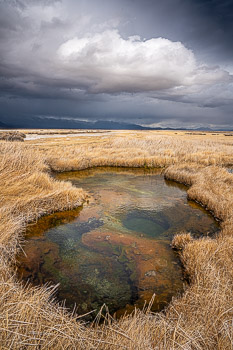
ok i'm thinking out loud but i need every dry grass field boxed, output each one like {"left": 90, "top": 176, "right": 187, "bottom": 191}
{"left": 0, "top": 130, "right": 232, "bottom": 349}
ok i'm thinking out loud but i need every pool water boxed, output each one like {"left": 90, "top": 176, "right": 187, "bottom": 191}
{"left": 17, "top": 168, "right": 219, "bottom": 319}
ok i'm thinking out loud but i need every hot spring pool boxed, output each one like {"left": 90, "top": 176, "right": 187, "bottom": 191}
{"left": 17, "top": 168, "right": 219, "bottom": 319}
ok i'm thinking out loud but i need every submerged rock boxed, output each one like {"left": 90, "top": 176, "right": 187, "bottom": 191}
{"left": 145, "top": 270, "right": 157, "bottom": 277}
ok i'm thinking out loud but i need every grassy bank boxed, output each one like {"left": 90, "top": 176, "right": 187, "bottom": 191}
{"left": 0, "top": 131, "right": 232, "bottom": 349}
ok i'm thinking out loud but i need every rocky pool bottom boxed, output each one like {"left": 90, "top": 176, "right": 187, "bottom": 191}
{"left": 17, "top": 168, "right": 219, "bottom": 320}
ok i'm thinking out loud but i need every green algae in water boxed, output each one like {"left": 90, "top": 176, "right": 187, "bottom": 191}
{"left": 17, "top": 168, "right": 219, "bottom": 319}
{"left": 123, "top": 217, "right": 165, "bottom": 237}
{"left": 122, "top": 208, "right": 170, "bottom": 238}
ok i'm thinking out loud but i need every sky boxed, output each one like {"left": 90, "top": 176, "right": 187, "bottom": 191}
{"left": 0, "top": 0, "right": 233, "bottom": 129}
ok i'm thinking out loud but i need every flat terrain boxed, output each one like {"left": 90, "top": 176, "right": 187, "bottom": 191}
{"left": 0, "top": 130, "right": 232, "bottom": 349}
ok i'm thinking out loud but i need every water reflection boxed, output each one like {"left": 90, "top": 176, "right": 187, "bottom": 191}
{"left": 17, "top": 168, "right": 219, "bottom": 319}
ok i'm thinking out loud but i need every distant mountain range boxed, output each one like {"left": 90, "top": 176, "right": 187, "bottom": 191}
{"left": 0, "top": 119, "right": 232, "bottom": 131}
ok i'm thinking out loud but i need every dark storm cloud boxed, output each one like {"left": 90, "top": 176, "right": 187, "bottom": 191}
{"left": 186, "top": 0, "right": 233, "bottom": 62}
{"left": 121, "top": 0, "right": 233, "bottom": 65}
{"left": 0, "top": 0, "right": 233, "bottom": 129}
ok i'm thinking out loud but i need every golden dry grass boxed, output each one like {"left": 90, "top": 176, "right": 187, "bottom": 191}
{"left": 0, "top": 130, "right": 232, "bottom": 349}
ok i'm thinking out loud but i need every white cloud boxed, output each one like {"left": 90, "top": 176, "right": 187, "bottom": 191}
{"left": 57, "top": 30, "right": 232, "bottom": 94}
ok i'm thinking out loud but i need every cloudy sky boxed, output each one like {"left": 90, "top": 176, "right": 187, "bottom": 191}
{"left": 0, "top": 0, "right": 233, "bottom": 129}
